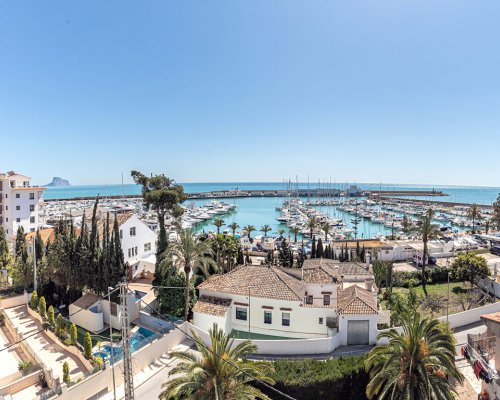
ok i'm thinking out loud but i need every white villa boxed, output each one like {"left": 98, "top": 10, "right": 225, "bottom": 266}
{"left": 90, "top": 213, "right": 157, "bottom": 280}
{"left": 193, "top": 260, "right": 379, "bottom": 351}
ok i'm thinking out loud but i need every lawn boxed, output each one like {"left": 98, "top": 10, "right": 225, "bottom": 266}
{"left": 379, "top": 281, "right": 482, "bottom": 319}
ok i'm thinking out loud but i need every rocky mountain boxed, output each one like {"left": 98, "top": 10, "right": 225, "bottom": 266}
{"left": 45, "top": 177, "right": 71, "bottom": 187}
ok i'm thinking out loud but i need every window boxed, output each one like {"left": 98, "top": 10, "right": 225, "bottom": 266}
{"left": 236, "top": 307, "right": 247, "bottom": 321}
{"left": 30, "top": 228, "right": 35, "bottom": 232}
{"left": 110, "top": 303, "right": 118, "bottom": 316}
{"left": 29, "top": 193, "right": 35, "bottom": 200}
{"left": 5, "top": 194, "right": 7, "bottom": 199}
{"left": 119, "top": 229, "right": 123, "bottom": 239}
{"left": 16, "top": 206, "right": 20, "bottom": 211}
{"left": 30, "top": 205, "right": 35, "bottom": 211}
{"left": 15, "top": 193, "right": 20, "bottom": 199}
{"left": 130, "top": 227, "right": 136, "bottom": 236}
{"left": 128, "top": 248, "right": 131, "bottom": 258}
{"left": 30, "top": 217, "right": 35, "bottom": 223}
{"left": 282, "top": 312, "right": 290, "bottom": 326}
{"left": 16, "top": 218, "right": 20, "bottom": 223}
{"left": 319, "top": 317, "right": 323, "bottom": 324}
{"left": 135, "top": 246, "right": 138, "bottom": 256}
{"left": 5, "top": 206, "right": 8, "bottom": 210}
{"left": 306, "top": 295, "right": 313, "bottom": 305}
{"left": 144, "top": 242, "right": 151, "bottom": 252}
{"left": 264, "top": 311, "right": 272, "bottom": 324}
{"left": 323, "top": 295, "right": 331, "bottom": 306}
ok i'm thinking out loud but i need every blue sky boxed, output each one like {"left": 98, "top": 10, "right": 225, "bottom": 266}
{"left": 1, "top": 1, "right": 499, "bottom": 186}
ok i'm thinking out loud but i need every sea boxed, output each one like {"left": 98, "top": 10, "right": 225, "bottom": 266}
{"left": 43, "top": 183, "right": 500, "bottom": 239}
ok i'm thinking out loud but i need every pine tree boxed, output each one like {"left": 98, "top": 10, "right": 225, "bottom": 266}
{"left": 316, "top": 238, "right": 324, "bottom": 258}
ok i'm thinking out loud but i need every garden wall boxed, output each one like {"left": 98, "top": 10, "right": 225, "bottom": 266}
{"left": 0, "top": 292, "right": 28, "bottom": 309}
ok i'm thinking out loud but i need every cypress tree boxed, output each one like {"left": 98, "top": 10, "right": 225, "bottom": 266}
{"left": 47, "top": 305, "right": 55, "bottom": 326}
{"left": 311, "top": 237, "right": 316, "bottom": 259}
{"left": 356, "top": 241, "right": 360, "bottom": 257}
{"left": 316, "top": 238, "right": 324, "bottom": 258}
{"left": 63, "top": 361, "right": 70, "bottom": 383}
{"left": 110, "top": 216, "right": 125, "bottom": 289}
{"left": 84, "top": 332, "right": 92, "bottom": 359}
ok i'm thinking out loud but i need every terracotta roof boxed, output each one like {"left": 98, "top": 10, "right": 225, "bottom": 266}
{"left": 193, "top": 296, "right": 232, "bottom": 317}
{"left": 481, "top": 312, "right": 500, "bottom": 324}
{"left": 72, "top": 293, "right": 101, "bottom": 309}
{"left": 85, "top": 213, "right": 134, "bottom": 239}
{"left": 302, "top": 264, "right": 339, "bottom": 285}
{"left": 337, "top": 285, "right": 378, "bottom": 315}
{"left": 303, "top": 259, "right": 371, "bottom": 279}
{"left": 198, "top": 266, "right": 307, "bottom": 301}
{"left": 25, "top": 227, "right": 81, "bottom": 245}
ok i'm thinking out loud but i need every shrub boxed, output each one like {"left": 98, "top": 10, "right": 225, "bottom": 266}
{"left": 95, "top": 356, "right": 104, "bottom": 370}
{"left": 69, "top": 323, "right": 77, "bottom": 345}
{"left": 63, "top": 337, "right": 72, "bottom": 346}
{"left": 63, "top": 361, "right": 70, "bottom": 384}
{"left": 18, "top": 360, "right": 33, "bottom": 373}
{"left": 29, "top": 291, "right": 38, "bottom": 309}
{"left": 255, "top": 355, "right": 369, "bottom": 400}
{"left": 47, "top": 306, "right": 55, "bottom": 327}
{"left": 38, "top": 296, "right": 46, "bottom": 318}
{"left": 84, "top": 332, "right": 93, "bottom": 359}
{"left": 56, "top": 314, "right": 64, "bottom": 336}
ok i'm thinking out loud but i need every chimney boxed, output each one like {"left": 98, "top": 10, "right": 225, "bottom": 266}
{"left": 365, "top": 278, "right": 374, "bottom": 292}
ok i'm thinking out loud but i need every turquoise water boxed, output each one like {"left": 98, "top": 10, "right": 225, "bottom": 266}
{"left": 100, "top": 327, "right": 158, "bottom": 361}
{"left": 43, "top": 183, "right": 500, "bottom": 238}
{"left": 44, "top": 182, "right": 500, "bottom": 205}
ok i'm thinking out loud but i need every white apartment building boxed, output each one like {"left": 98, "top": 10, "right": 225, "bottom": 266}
{"left": 0, "top": 171, "right": 45, "bottom": 245}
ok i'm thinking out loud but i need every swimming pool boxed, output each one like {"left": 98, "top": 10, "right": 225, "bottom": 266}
{"left": 100, "top": 327, "right": 158, "bottom": 361}
{"left": 93, "top": 351, "right": 109, "bottom": 360}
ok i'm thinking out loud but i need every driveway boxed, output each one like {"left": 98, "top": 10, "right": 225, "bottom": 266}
{"left": 4, "top": 306, "right": 87, "bottom": 382}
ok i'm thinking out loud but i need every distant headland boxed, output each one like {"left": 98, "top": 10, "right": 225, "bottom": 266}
{"left": 45, "top": 177, "right": 71, "bottom": 187}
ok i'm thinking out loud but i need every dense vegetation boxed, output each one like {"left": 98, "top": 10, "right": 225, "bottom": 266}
{"left": 256, "top": 356, "right": 369, "bottom": 400}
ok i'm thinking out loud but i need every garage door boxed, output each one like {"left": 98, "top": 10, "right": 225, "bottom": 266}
{"left": 347, "top": 320, "right": 369, "bottom": 345}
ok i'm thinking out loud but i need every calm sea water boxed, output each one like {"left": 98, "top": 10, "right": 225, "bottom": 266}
{"left": 43, "top": 183, "right": 500, "bottom": 238}
{"left": 44, "top": 182, "right": 500, "bottom": 205}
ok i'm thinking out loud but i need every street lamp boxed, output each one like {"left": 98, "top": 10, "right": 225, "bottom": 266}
{"left": 108, "top": 286, "right": 117, "bottom": 400}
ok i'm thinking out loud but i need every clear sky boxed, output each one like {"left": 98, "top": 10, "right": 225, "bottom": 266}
{"left": 1, "top": 1, "right": 499, "bottom": 186}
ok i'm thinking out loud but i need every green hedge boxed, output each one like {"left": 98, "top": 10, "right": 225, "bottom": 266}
{"left": 256, "top": 355, "right": 369, "bottom": 400}
{"left": 392, "top": 266, "right": 459, "bottom": 288}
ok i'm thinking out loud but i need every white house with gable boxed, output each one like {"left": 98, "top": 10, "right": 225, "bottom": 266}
{"left": 193, "top": 261, "right": 379, "bottom": 351}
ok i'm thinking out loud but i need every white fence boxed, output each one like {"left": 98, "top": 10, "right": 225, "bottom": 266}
{"left": 377, "top": 301, "right": 500, "bottom": 344}
{"left": 186, "top": 323, "right": 340, "bottom": 355}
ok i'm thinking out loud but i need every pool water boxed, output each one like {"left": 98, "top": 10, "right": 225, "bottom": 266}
{"left": 93, "top": 351, "right": 109, "bottom": 360}
{"left": 99, "top": 327, "right": 158, "bottom": 361}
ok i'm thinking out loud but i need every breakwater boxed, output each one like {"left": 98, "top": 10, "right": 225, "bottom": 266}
{"left": 44, "top": 189, "right": 446, "bottom": 202}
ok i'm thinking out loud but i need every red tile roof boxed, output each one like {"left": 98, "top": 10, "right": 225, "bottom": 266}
{"left": 337, "top": 285, "right": 378, "bottom": 315}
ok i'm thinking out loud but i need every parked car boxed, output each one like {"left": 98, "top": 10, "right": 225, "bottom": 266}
{"left": 490, "top": 246, "right": 500, "bottom": 256}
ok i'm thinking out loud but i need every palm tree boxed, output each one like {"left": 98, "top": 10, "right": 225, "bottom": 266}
{"left": 402, "top": 215, "right": 413, "bottom": 234}
{"left": 290, "top": 226, "right": 300, "bottom": 243}
{"left": 214, "top": 218, "right": 225, "bottom": 234}
{"left": 228, "top": 222, "right": 240, "bottom": 236}
{"left": 243, "top": 225, "right": 256, "bottom": 239}
{"left": 260, "top": 224, "right": 272, "bottom": 237}
{"left": 467, "top": 203, "right": 483, "bottom": 234}
{"left": 321, "top": 222, "right": 331, "bottom": 241}
{"left": 365, "top": 311, "right": 463, "bottom": 400}
{"left": 161, "top": 229, "right": 217, "bottom": 322}
{"left": 414, "top": 208, "right": 441, "bottom": 296}
{"left": 276, "top": 228, "right": 286, "bottom": 238}
{"left": 307, "top": 217, "right": 318, "bottom": 239}
{"left": 160, "top": 323, "right": 275, "bottom": 400}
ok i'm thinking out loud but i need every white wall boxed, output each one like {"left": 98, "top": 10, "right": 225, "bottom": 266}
{"left": 120, "top": 215, "right": 157, "bottom": 265}
{"left": 187, "top": 322, "right": 340, "bottom": 356}
{"left": 193, "top": 312, "right": 228, "bottom": 335}
{"left": 0, "top": 292, "right": 28, "bottom": 309}
{"left": 69, "top": 304, "right": 104, "bottom": 333}
{"left": 201, "top": 289, "right": 335, "bottom": 339}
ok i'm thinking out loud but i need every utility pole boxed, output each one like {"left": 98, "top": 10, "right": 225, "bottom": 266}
{"left": 120, "top": 281, "right": 134, "bottom": 400}
{"left": 108, "top": 287, "right": 117, "bottom": 400}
